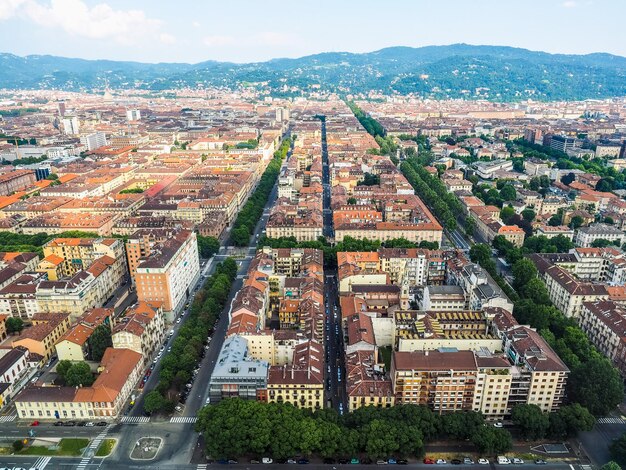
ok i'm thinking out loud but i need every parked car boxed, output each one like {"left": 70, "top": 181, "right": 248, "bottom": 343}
{"left": 464, "top": 458, "right": 475, "bottom": 465}
{"left": 30, "top": 421, "right": 39, "bottom": 426}
{"left": 436, "top": 459, "right": 447, "bottom": 465}
{"left": 323, "top": 458, "right": 336, "bottom": 464}
{"left": 297, "top": 458, "right": 309, "bottom": 464}
{"left": 397, "top": 459, "right": 408, "bottom": 465}
{"left": 250, "top": 459, "right": 260, "bottom": 464}
{"left": 497, "top": 456, "right": 511, "bottom": 465}
{"left": 96, "top": 421, "right": 107, "bottom": 426}
{"left": 493, "top": 421, "right": 504, "bottom": 428}
{"left": 423, "top": 458, "right": 435, "bottom": 464}
{"left": 388, "top": 459, "right": 397, "bottom": 465}
{"left": 287, "top": 458, "right": 297, "bottom": 464}
{"left": 64, "top": 421, "right": 76, "bottom": 426}
{"left": 376, "top": 461, "right": 388, "bottom": 465}
{"left": 478, "top": 459, "right": 489, "bottom": 465}
{"left": 511, "top": 458, "right": 524, "bottom": 465}
{"left": 534, "top": 460, "right": 547, "bottom": 465}
{"left": 262, "top": 458, "right": 273, "bottom": 464}
{"left": 338, "top": 458, "right": 349, "bottom": 464}
{"left": 85, "top": 422, "right": 94, "bottom": 427}
{"left": 451, "top": 459, "right": 462, "bottom": 465}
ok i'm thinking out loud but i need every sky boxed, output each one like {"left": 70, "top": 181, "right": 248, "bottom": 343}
{"left": 0, "top": 0, "right": 625, "bottom": 63}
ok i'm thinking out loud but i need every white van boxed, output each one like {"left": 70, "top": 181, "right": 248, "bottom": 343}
{"left": 497, "top": 456, "right": 511, "bottom": 465}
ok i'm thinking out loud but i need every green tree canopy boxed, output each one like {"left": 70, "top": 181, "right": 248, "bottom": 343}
{"left": 511, "top": 404, "right": 550, "bottom": 440}
{"left": 88, "top": 324, "right": 112, "bottom": 362}
{"left": 6, "top": 317, "right": 24, "bottom": 334}
{"left": 568, "top": 357, "right": 625, "bottom": 416}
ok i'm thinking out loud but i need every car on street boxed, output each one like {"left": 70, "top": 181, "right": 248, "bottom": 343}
{"left": 497, "top": 456, "right": 511, "bottom": 465}
{"left": 30, "top": 421, "right": 39, "bottom": 426}
{"left": 511, "top": 458, "right": 524, "bottom": 465}
{"left": 464, "top": 458, "right": 475, "bottom": 464}
{"left": 176, "top": 317, "right": 181, "bottom": 324}
{"left": 85, "top": 422, "right": 94, "bottom": 426}
{"left": 297, "top": 458, "right": 309, "bottom": 464}
{"left": 262, "top": 458, "right": 273, "bottom": 464}
{"left": 423, "top": 458, "right": 435, "bottom": 464}
{"left": 350, "top": 458, "right": 359, "bottom": 464}
{"left": 451, "top": 459, "right": 462, "bottom": 465}
{"left": 388, "top": 458, "right": 397, "bottom": 464}
{"left": 63, "top": 421, "right": 76, "bottom": 426}
{"left": 397, "top": 460, "right": 408, "bottom": 465}
{"left": 493, "top": 421, "right": 503, "bottom": 428}
{"left": 287, "top": 459, "right": 297, "bottom": 464}
{"left": 534, "top": 460, "right": 547, "bottom": 465}
{"left": 96, "top": 421, "right": 107, "bottom": 426}
{"left": 376, "top": 460, "right": 388, "bottom": 465}
{"left": 478, "top": 459, "right": 489, "bottom": 465}
{"left": 436, "top": 459, "right": 447, "bottom": 465}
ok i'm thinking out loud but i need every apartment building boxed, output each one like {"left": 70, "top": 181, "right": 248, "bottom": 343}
{"left": 0, "top": 347, "right": 30, "bottom": 410}
{"left": 422, "top": 286, "right": 467, "bottom": 311}
{"left": 580, "top": 300, "right": 626, "bottom": 377}
{"left": 575, "top": 223, "right": 626, "bottom": 248}
{"left": 134, "top": 230, "right": 200, "bottom": 314}
{"left": 391, "top": 350, "right": 478, "bottom": 412}
{"left": 14, "top": 347, "right": 142, "bottom": 420}
{"left": 0, "top": 170, "right": 36, "bottom": 196}
{"left": 12, "top": 312, "right": 71, "bottom": 362}
{"left": 112, "top": 301, "right": 165, "bottom": 362}
{"left": 266, "top": 340, "right": 324, "bottom": 410}
{"left": 0, "top": 273, "right": 42, "bottom": 319}
{"left": 55, "top": 308, "right": 113, "bottom": 362}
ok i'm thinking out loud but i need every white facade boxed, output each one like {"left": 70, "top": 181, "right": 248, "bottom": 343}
{"left": 80, "top": 132, "right": 108, "bottom": 151}
{"left": 62, "top": 116, "right": 80, "bottom": 135}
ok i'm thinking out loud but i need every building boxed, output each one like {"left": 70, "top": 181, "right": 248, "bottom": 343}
{"left": 550, "top": 136, "right": 576, "bottom": 154}
{"left": 12, "top": 312, "right": 71, "bottom": 362}
{"left": 266, "top": 340, "right": 324, "bottom": 409}
{"left": 346, "top": 350, "right": 394, "bottom": 412}
{"left": 111, "top": 301, "right": 165, "bottom": 362}
{"left": 62, "top": 116, "right": 80, "bottom": 135}
{"left": 391, "top": 350, "right": 478, "bottom": 412}
{"left": 575, "top": 224, "right": 626, "bottom": 248}
{"left": 134, "top": 230, "right": 200, "bottom": 315}
{"left": 80, "top": 132, "right": 108, "bottom": 151}
{"left": 126, "top": 109, "right": 141, "bottom": 121}
{"left": 0, "top": 170, "right": 37, "bottom": 196}
{"left": 422, "top": 286, "right": 467, "bottom": 311}
{"left": 580, "top": 301, "right": 626, "bottom": 377}
{"left": 14, "top": 347, "right": 142, "bottom": 420}
{"left": 0, "top": 347, "right": 31, "bottom": 409}
{"left": 55, "top": 308, "right": 113, "bottom": 362}
{"left": 208, "top": 335, "right": 269, "bottom": 403}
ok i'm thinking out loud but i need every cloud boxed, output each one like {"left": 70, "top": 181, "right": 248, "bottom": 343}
{"left": 0, "top": 0, "right": 27, "bottom": 20}
{"left": 561, "top": 1, "right": 577, "bottom": 7}
{"left": 257, "top": 31, "right": 293, "bottom": 46}
{"left": 1, "top": 0, "right": 162, "bottom": 43}
{"left": 203, "top": 35, "right": 235, "bottom": 47}
{"left": 159, "top": 33, "right": 176, "bottom": 45}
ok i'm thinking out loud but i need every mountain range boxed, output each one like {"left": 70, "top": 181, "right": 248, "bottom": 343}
{"left": 1, "top": 44, "right": 626, "bottom": 101}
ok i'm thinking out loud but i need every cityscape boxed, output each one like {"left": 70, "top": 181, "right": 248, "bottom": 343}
{"left": 0, "top": 1, "right": 625, "bottom": 470}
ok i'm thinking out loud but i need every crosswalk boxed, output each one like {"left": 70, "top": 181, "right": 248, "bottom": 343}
{"left": 198, "top": 465, "right": 208, "bottom": 470}
{"left": 0, "top": 414, "right": 16, "bottom": 422}
{"left": 76, "top": 457, "right": 90, "bottom": 470}
{"left": 87, "top": 429, "right": 109, "bottom": 451}
{"left": 597, "top": 417, "right": 626, "bottom": 424}
{"left": 30, "top": 456, "right": 52, "bottom": 469}
{"left": 121, "top": 416, "right": 150, "bottom": 424}
{"left": 170, "top": 416, "right": 198, "bottom": 424}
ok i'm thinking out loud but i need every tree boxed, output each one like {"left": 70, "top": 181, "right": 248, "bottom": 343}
{"left": 88, "top": 324, "right": 112, "bottom": 361}
{"left": 499, "top": 184, "right": 516, "bottom": 202}
{"left": 6, "top": 317, "right": 24, "bottom": 334}
{"left": 56, "top": 359, "right": 73, "bottom": 380}
{"left": 601, "top": 462, "right": 622, "bottom": 470}
{"left": 347, "top": 197, "right": 357, "bottom": 205}
{"left": 464, "top": 217, "right": 476, "bottom": 237}
{"left": 570, "top": 215, "right": 584, "bottom": 229}
{"left": 471, "top": 426, "right": 512, "bottom": 455}
{"left": 521, "top": 208, "right": 536, "bottom": 222}
{"left": 197, "top": 235, "right": 220, "bottom": 258}
{"left": 143, "top": 390, "right": 167, "bottom": 415}
{"left": 548, "top": 404, "right": 595, "bottom": 439}
{"left": 12, "top": 439, "right": 24, "bottom": 452}
{"left": 568, "top": 357, "right": 625, "bottom": 416}
{"left": 611, "top": 433, "right": 626, "bottom": 467}
{"left": 511, "top": 404, "right": 549, "bottom": 440}
{"left": 441, "top": 411, "right": 484, "bottom": 440}
{"left": 469, "top": 244, "right": 492, "bottom": 267}
{"left": 500, "top": 206, "right": 516, "bottom": 224}
{"left": 519, "top": 278, "right": 552, "bottom": 305}
{"left": 64, "top": 362, "right": 94, "bottom": 387}
{"left": 561, "top": 172, "right": 576, "bottom": 185}
{"left": 512, "top": 258, "right": 537, "bottom": 289}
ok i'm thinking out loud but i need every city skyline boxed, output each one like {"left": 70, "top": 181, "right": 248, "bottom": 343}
{"left": 0, "top": 0, "right": 625, "bottom": 63}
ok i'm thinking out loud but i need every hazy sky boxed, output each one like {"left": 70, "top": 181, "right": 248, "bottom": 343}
{"left": 0, "top": 0, "right": 625, "bottom": 63}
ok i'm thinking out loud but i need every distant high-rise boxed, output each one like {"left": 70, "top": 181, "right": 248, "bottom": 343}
{"left": 57, "top": 101, "right": 66, "bottom": 117}
{"left": 61, "top": 116, "right": 80, "bottom": 135}
{"left": 80, "top": 132, "right": 107, "bottom": 151}
{"left": 550, "top": 135, "right": 576, "bottom": 153}
{"left": 276, "top": 107, "right": 289, "bottom": 122}
{"left": 126, "top": 109, "right": 141, "bottom": 121}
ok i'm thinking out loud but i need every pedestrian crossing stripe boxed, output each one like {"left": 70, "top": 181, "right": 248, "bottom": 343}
{"left": 597, "top": 417, "right": 626, "bottom": 424}
{"left": 121, "top": 416, "right": 151, "bottom": 423}
{"left": 76, "top": 457, "right": 90, "bottom": 470}
{"left": 0, "top": 414, "right": 16, "bottom": 422}
{"left": 170, "top": 416, "right": 198, "bottom": 423}
{"left": 30, "top": 456, "right": 52, "bottom": 469}
{"left": 198, "top": 465, "right": 208, "bottom": 470}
